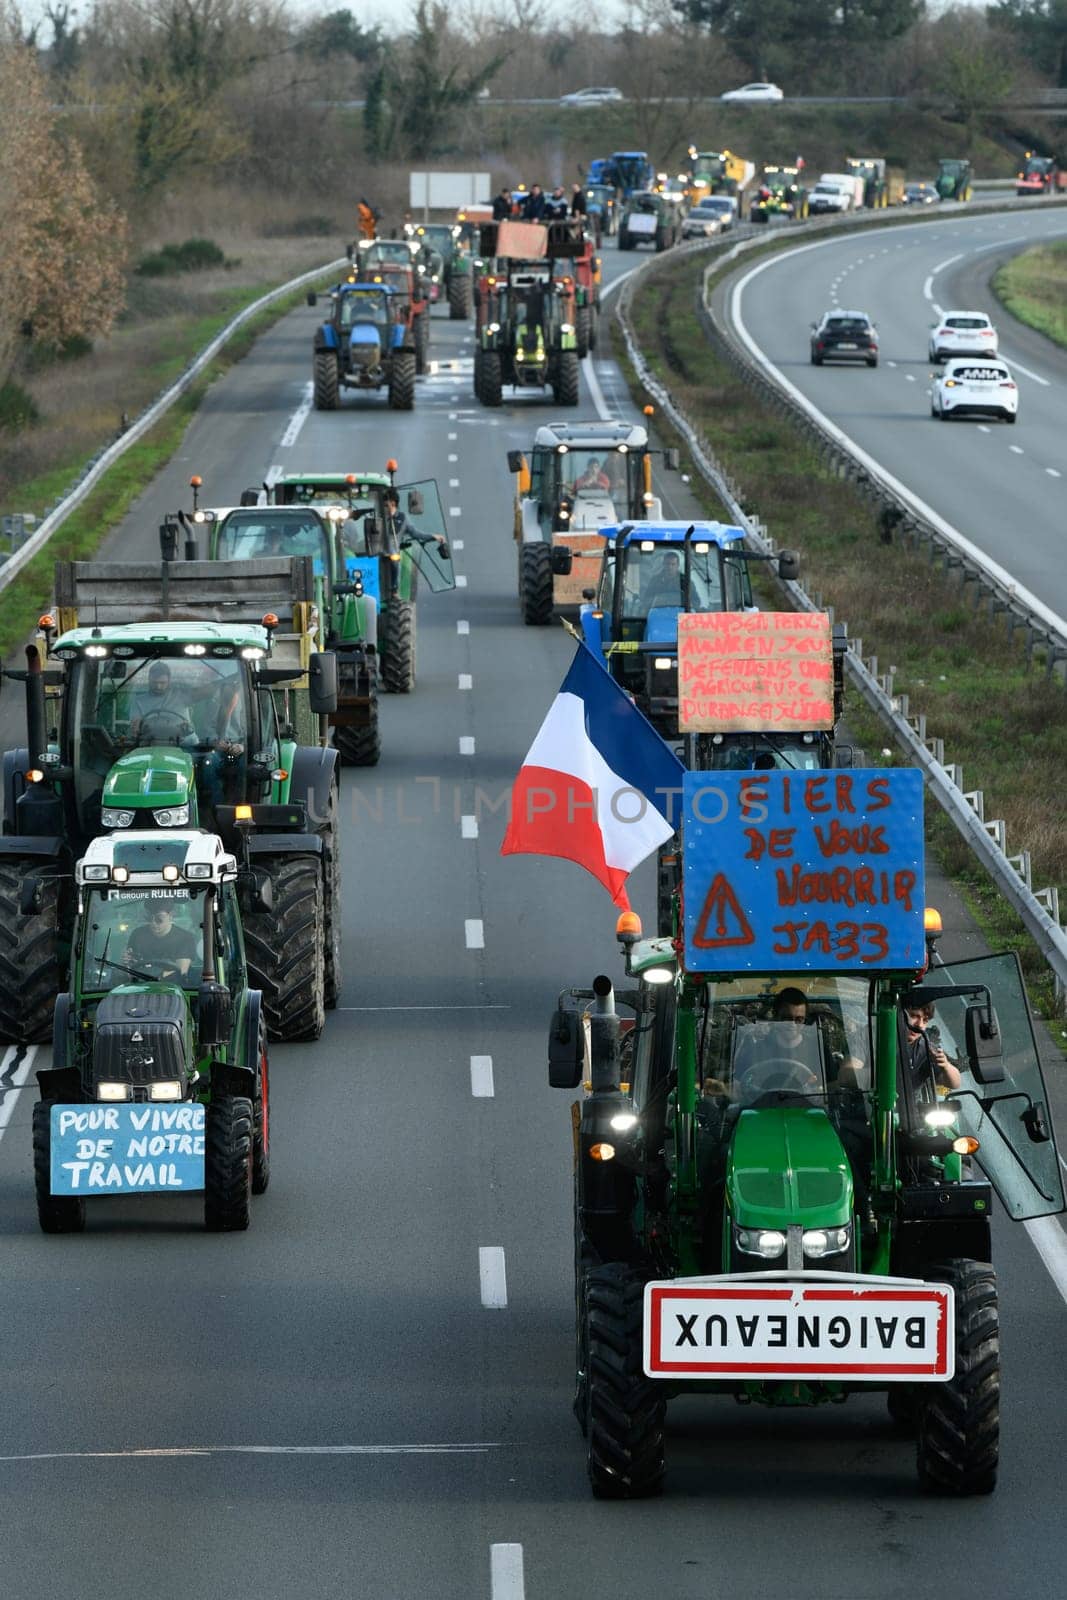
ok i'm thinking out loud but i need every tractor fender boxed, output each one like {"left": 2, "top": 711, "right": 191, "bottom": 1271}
{"left": 0, "top": 833, "right": 67, "bottom": 858}
{"left": 243, "top": 988, "right": 265, "bottom": 1074}
{"left": 242, "top": 832, "right": 323, "bottom": 858}
{"left": 286, "top": 744, "right": 339, "bottom": 835}
{"left": 37, "top": 1064, "right": 81, "bottom": 1102}
{"left": 212, "top": 1059, "right": 256, "bottom": 1099}
{"left": 520, "top": 499, "right": 545, "bottom": 545}
{"left": 314, "top": 323, "right": 339, "bottom": 353}
{"left": 2, "top": 748, "right": 30, "bottom": 830}
{"left": 389, "top": 325, "right": 406, "bottom": 351}
{"left": 50, "top": 993, "right": 73, "bottom": 1072}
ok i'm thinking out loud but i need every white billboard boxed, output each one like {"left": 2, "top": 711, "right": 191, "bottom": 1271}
{"left": 409, "top": 171, "right": 492, "bottom": 213}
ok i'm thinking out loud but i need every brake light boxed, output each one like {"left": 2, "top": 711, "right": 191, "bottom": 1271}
{"left": 980, "top": 329, "right": 994, "bottom": 336}
{"left": 999, "top": 381, "right": 1016, "bottom": 389}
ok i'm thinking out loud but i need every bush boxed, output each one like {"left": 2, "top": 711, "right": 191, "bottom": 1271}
{"left": 0, "top": 381, "right": 40, "bottom": 431}
{"left": 136, "top": 237, "right": 227, "bottom": 276}
{"left": 259, "top": 215, "right": 336, "bottom": 238}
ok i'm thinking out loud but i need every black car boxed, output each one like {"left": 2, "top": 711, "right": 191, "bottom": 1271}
{"left": 810, "top": 310, "right": 878, "bottom": 367}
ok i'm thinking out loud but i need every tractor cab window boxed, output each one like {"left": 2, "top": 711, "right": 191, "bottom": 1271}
{"left": 80, "top": 886, "right": 204, "bottom": 993}
{"left": 699, "top": 978, "right": 873, "bottom": 1106}
{"left": 554, "top": 449, "right": 627, "bottom": 506}
{"left": 705, "top": 734, "right": 826, "bottom": 773}
{"left": 339, "top": 291, "right": 390, "bottom": 330}
{"left": 607, "top": 542, "right": 745, "bottom": 620}
{"left": 362, "top": 242, "right": 414, "bottom": 267}
{"left": 215, "top": 511, "right": 327, "bottom": 564}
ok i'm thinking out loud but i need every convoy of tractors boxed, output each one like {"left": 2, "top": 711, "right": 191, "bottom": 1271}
{"left": 1, "top": 136, "right": 1061, "bottom": 1529}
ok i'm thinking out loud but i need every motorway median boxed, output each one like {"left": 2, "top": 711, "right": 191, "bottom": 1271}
{"left": 993, "top": 240, "right": 1067, "bottom": 351}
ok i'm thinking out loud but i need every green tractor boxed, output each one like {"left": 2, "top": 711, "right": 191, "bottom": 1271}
{"left": 750, "top": 166, "right": 809, "bottom": 224}
{"left": 472, "top": 219, "right": 585, "bottom": 407}
{"left": 617, "top": 190, "right": 679, "bottom": 252}
{"left": 404, "top": 221, "right": 473, "bottom": 319}
{"left": 0, "top": 554, "right": 341, "bottom": 1044}
{"left": 936, "top": 159, "right": 972, "bottom": 202}
{"left": 33, "top": 829, "right": 269, "bottom": 1233}
{"left": 551, "top": 770, "right": 1063, "bottom": 1497}
{"left": 845, "top": 156, "right": 890, "bottom": 208}
{"left": 262, "top": 469, "right": 455, "bottom": 696}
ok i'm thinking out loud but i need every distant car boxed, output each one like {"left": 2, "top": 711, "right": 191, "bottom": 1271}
{"left": 931, "top": 358, "right": 1017, "bottom": 423}
{"left": 929, "top": 311, "right": 999, "bottom": 363}
{"left": 808, "top": 181, "right": 853, "bottom": 214}
{"left": 810, "top": 310, "right": 878, "bottom": 367}
{"left": 720, "top": 82, "right": 784, "bottom": 103}
{"left": 903, "top": 182, "right": 939, "bottom": 205}
{"left": 681, "top": 196, "right": 736, "bottom": 238}
{"left": 560, "top": 86, "right": 624, "bottom": 107}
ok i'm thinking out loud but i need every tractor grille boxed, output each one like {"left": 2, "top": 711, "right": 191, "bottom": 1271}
{"left": 93, "top": 990, "right": 187, "bottom": 1086}
{"left": 735, "top": 1170, "right": 788, "bottom": 1211}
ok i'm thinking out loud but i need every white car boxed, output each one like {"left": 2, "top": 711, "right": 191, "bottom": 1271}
{"left": 928, "top": 310, "right": 999, "bottom": 363}
{"left": 680, "top": 196, "right": 736, "bottom": 237}
{"left": 931, "top": 358, "right": 1018, "bottom": 424}
{"left": 720, "top": 82, "right": 784, "bottom": 103}
{"left": 559, "top": 86, "right": 624, "bottom": 107}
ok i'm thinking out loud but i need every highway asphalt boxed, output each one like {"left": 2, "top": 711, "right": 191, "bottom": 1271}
{"left": 0, "top": 228, "right": 1065, "bottom": 1600}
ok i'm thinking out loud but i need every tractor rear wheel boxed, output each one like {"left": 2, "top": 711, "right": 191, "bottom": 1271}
{"left": 387, "top": 352, "right": 416, "bottom": 411}
{"left": 916, "top": 1260, "right": 999, "bottom": 1495}
{"left": 0, "top": 864, "right": 64, "bottom": 1044}
{"left": 381, "top": 599, "right": 416, "bottom": 693}
{"left": 252, "top": 1023, "right": 270, "bottom": 1196}
{"left": 313, "top": 352, "right": 339, "bottom": 410}
{"left": 414, "top": 313, "right": 429, "bottom": 375}
{"left": 32, "top": 1100, "right": 86, "bottom": 1234}
{"left": 472, "top": 348, "right": 484, "bottom": 403}
{"left": 480, "top": 351, "right": 503, "bottom": 407}
{"left": 576, "top": 306, "right": 591, "bottom": 359}
{"left": 448, "top": 273, "right": 472, "bottom": 320}
{"left": 204, "top": 1095, "right": 253, "bottom": 1231}
{"left": 585, "top": 1263, "right": 665, "bottom": 1499}
{"left": 553, "top": 351, "right": 580, "bottom": 407}
{"left": 519, "top": 543, "right": 554, "bottom": 626}
{"left": 243, "top": 856, "right": 326, "bottom": 1043}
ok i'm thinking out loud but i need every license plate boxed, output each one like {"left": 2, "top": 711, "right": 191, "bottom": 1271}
{"left": 50, "top": 1103, "right": 206, "bottom": 1195}
{"left": 644, "top": 1275, "right": 954, "bottom": 1380}
{"left": 836, "top": 342, "right": 858, "bottom": 350}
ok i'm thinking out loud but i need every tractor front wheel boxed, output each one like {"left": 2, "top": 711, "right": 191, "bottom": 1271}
{"left": 388, "top": 352, "right": 416, "bottom": 411}
{"left": 33, "top": 1101, "right": 86, "bottom": 1234}
{"left": 553, "top": 351, "right": 580, "bottom": 407}
{"left": 448, "top": 273, "right": 472, "bottom": 320}
{"left": 576, "top": 306, "right": 591, "bottom": 359}
{"left": 243, "top": 856, "right": 326, "bottom": 1042}
{"left": 252, "top": 1023, "right": 271, "bottom": 1196}
{"left": 204, "top": 1095, "right": 253, "bottom": 1231}
{"left": 381, "top": 599, "right": 416, "bottom": 693}
{"left": 585, "top": 1263, "right": 665, "bottom": 1499}
{"left": 519, "top": 543, "right": 554, "bottom": 626}
{"left": 916, "top": 1260, "right": 999, "bottom": 1495}
{"left": 480, "top": 351, "right": 503, "bottom": 408}
{"left": 313, "top": 351, "right": 339, "bottom": 410}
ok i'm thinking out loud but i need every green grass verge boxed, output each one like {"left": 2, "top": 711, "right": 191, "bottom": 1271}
{"left": 613, "top": 248, "right": 1067, "bottom": 1021}
{"left": 992, "top": 240, "right": 1067, "bottom": 350}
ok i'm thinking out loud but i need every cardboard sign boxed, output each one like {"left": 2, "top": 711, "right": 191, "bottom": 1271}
{"left": 626, "top": 213, "right": 658, "bottom": 235}
{"left": 644, "top": 1278, "right": 954, "bottom": 1380}
{"left": 682, "top": 769, "right": 925, "bottom": 972}
{"left": 50, "top": 1104, "right": 205, "bottom": 1195}
{"left": 678, "top": 612, "right": 834, "bottom": 733}
{"left": 495, "top": 220, "right": 547, "bottom": 259}
{"left": 551, "top": 533, "right": 604, "bottom": 606}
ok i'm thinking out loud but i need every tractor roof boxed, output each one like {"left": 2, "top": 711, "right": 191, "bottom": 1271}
{"left": 77, "top": 829, "right": 237, "bottom": 888}
{"left": 277, "top": 471, "right": 391, "bottom": 489}
{"left": 332, "top": 280, "right": 396, "bottom": 296}
{"left": 598, "top": 521, "right": 745, "bottom": 546}
{"left": 52, "top": 621, "right": 271, "bottom": 656}
{"left": 531, "top": 421, "right": 650, "bottom": 450}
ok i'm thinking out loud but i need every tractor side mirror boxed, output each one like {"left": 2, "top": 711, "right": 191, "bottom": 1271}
{"left": 406, "top": 489, "right": 424, "bottom": 516}
{"left": 551, "top": 546, "right": 573, "bottom": 576}
{"left": 308, "top": 651, "right": 339, "bottom": 715}
{"left": 159, "top": 518, "right": 179, "bottom": 563}
{"left": 548, "top": 999, "right": 585, "bottom": 1089}
{"left": 965, "top": 1003, "right": 1005, "bottom": 1084}
{"left": 306, "top": 291, "right": 318, "bottom": 307}
{"left": 664, "top": 448, "right": 680, "bottom": 470}
{"left": 581, "top": 587, "right": 596, "bottom": 601}
{"left": 777, "top": 549, "right": 800, "bottom": 581}
{"left": 239, "top": 488, "right": 259, "bottom": 507}
{"left": 238, "top": 868, "right": 274, "bottom": 916}
{"left": 197, "top": 981, "right": 234, "bottom": 1049}
{"left": 507, "top": 450, "right": 525, "bottom": 473}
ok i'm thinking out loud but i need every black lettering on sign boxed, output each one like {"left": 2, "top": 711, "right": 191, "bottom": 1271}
{"left": 675, "top": 1314, "right": 698, "bottom": 1348}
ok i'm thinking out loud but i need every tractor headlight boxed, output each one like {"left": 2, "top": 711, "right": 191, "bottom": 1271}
{"left": 735, "top": 1227, "right": 786, "bottom": 1259}
{"left": 97, "top": 1082, "right": 130, "bottom": 1102}
{"left": 487, "top": 322, "right": 500, "bottom": 334}
{"left": 560, "top": 322, "right": 574, "bottom": 334}
{"left": 83, "top": 864, "right": 110, "bottom": 881}
{"left": 186, "top": 862, "right": 212, "bottom": 880}
{"left": 101, "top": 806, "right": 136, "bottom": 829}
{"left": 241, "top": 647, "right": 266, "bottom": 661}
{"left": 803, "top": 1224, "right": 852, "bottom": 1259}
{"left": 149, "top": 1081, "right": 183, "bottom": 1102}
{"left": 653, "top": 657, "right": 673, "bottom": 670}
{"left": 924, "top": 1106, "right": 957, "bottom": 1129}
{"left": 152, "top": 805, "right": 190, "bottom": 827}
{"left": 85, "top": 644, "right": 109, "bottom": 659}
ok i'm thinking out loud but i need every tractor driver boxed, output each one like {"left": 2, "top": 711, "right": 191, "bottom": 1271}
{"left": 642, "top": 549, "right": 684, "bottom": 611}
{"left": 573, "top": 456, "right": 611, "bottom": 493}
{"left": 383, "top": 487, "right": 451, "bottom": 557}
{"left": 130, "top": 663, "right": 194, "bottom": 743}
{"left": 125, "top": 903, "right": 197, "bottom": 980}
{"left": 730, "top": 987, "right": 822, "bottom": 1099}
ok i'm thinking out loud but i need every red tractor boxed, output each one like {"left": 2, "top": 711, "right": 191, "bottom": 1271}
{"left": 1016, "top": 153, "right": 1065, "bottom": 196}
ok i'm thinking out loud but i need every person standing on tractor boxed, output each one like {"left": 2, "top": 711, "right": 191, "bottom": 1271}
{"left": 357, "top": 197, "right": 378, "bottom": 241}
{"left": 522, "top": 184, "right": 547, "bottom": 221}
{"left": 571, "top": 183, "right": 587, "bottom": 217}
{"left": 493, "top": 186, "right": 513, "bottom": 221}
{"left": 383, "top": 487, "right": 451, "bottom": 557}
{"left": 544, "top": 185, "right": 569, "bottom": 219}
{"left": 904, "top": 1002, "right": 961, "bottom": 1094}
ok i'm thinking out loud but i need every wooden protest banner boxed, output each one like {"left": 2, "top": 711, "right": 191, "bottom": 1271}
{"left": 677, "top": 612, "right": 834, "bottom": 734}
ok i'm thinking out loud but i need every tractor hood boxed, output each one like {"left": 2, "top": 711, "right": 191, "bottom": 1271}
{"left": 103, "top": 749, "right": 195, "bottom": 817}
{"left": 568, "top": 491, "right": 616, "bottom": 531}
{"left": 91, "top": 986, "right": 191, "bottom": 1093}
{"left": 727, "top": 1107, "right": 853, "bottom": 1231}
{"left": 349, "top": 323, "right": 382, "bottom": 352}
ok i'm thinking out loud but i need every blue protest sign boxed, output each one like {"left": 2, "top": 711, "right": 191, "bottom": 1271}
{"left": 50, "top": 1104, "right": 205, "bottom": 1196}
{"left": 682, "top": 769, "right": 925, "bottom": 972}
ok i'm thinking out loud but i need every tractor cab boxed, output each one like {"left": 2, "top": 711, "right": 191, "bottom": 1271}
{"left": 611, "top": 150, "right": 655, "bottom": 196}
{"left": 936, "top": 159, "right": 972, "bottom": 201}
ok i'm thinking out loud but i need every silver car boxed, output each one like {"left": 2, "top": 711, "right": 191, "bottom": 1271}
{"left": 681, "top": 196, "right": 736, "bottom": 238}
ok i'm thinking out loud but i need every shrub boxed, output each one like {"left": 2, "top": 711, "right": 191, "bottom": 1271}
{"left": 0, "top": 381, "right": 40, "bottom": 431}
{"left": 136, "top": 237, "right": 226, "bottom": 276}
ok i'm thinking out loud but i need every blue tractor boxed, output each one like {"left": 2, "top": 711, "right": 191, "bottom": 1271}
{"left": 578, "top": 522, "right": 799, "bottom": 736}
{"left": 306, "top": 280, "right": 417, "bottom": 412}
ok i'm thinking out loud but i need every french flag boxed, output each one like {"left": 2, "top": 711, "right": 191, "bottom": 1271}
{"left": 501, "top": 643, "right": 685, "bottom": 908}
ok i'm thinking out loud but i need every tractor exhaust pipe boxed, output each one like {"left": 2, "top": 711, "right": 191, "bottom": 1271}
{"left": 24, "top": 645, "right": 46, "bottom": 766}
{"left": 589, "top": 974, "right": 620, "bottom": 1092}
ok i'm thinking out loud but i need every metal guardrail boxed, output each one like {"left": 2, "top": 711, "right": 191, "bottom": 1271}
{"left": 0, "top": 255, "right": 348, "bottom": 596}
{"left": 612, "top": 215, "right": 1067, "bottom": 1006}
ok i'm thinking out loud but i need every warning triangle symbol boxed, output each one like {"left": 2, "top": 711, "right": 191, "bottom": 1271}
{"left": 692, "top": 873, "right": 755, "bottom": 949}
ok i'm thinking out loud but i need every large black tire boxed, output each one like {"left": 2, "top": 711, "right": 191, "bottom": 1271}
{"left": 519, "top": 542, "right": 554, "bottom": 625}
{"left": 916, "top": 1260, "right": 999, "bottom": 1495}
{"left": 333, "top": 691, "right": 381, "bottom": 767}
{"left": 553, "top": 350, "right": 580, "bottom": 407}
{"left": 0, "top": 865, "right": 64, "bottom": 1044}
{"left": 387, "top": 351, "right": 416, "bottom": 411}
{"left": 585, "top": 1262, "right": 665, "bottom": 1499}
{"left": 576, "top": 306, "right": 591, "bottom": 359}
{"left": 655, "top": 227, "right": 668, "bottom": 253}
{"left": 243, "top": 856, "right": 325, "bottom": 1043}
{"left": 618, "top": 234, "right": 633, "bottom": 251}
{"left": 480, "top": 351, "right": 502, "bottom": 407}
{"left": 32, "top": 1100, "right": 86, "bottom": 1234}
{"left": 448, "top": 273, "right": 472, "bottom": 320}
{"left": 204, "top": 1094, "right": 253, "bottom": 1232}
{"left": 414, "top": 313, "right": 429, "bottom": 375}
{"left": 320, "top": 780, "right": 341, "bottom": 1009}
{"left": 252, "top": 1024, "right": 270, "bottom": 1196}
{"left": 313, "top": 351, "right": 339, "bottom": 411}
{"left": 472, "top": 347, "right": 484, "bottom": 403}
{"left": 381, "top": 599, "right": 416, "bottom": 693}
{"left": 589, "top": 305, "right": 599, "bottom": 353}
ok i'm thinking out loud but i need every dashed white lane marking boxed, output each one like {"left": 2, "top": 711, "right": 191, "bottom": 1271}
{"left": 0, "top": 1443, "right": 500, "bottom": 1463}
{"left": 457, "top": 619, "right": 470, "bottom": 634}
{"left": 448, "top": 431, "right": 457, "bottom": 440}
{"left": 905, "top": 374, "right": 915, "bottom": 383}
{"left": 977, "top": 425, "right": 991, "bottom": 434}
{"left": 453, "top": 539, "right": 464, "bottom": 550}
{"left": 1047, "top": 468, "right": 1062, "bottom": 478}
{"left": 491, "top": 1544, "right": 525, "bottom": 1599}
{"left": 449, "top": 412, "right": 458, "bottom": 420}
{"left": 1010, "top": 444, "right": 1024, "bottom": 454}
{"left": 480, "top": 1248, "right": 508, "bottom": 1308}
{"left": 461, "top": 814, "right": 479, "bottom": 839}
{"left": 450, "top": 478, "right": 460, "bottom": 487}
{"left": 470, "top": 1055, "right": 494, "bottom": 1096}
{"left": 887, "top": 361, "right": 898, "bottom": 369}
{"left": 265, "top": 464, "right": 283, "bottom": 487}
{"left": 0, "top": 1045, "right": 37, "bottom": 1143}
{"left": 1007, "top": 356, "right": 1050, "bottom": 388}
{"left": 278, "top": 381, "right": 314, "bottom": 449}
{"left": 465, "top": 919, "right": 485, "bottom": 949}
{"left": 459, "top": 673, "right": 472, "bottom": 690}
{"left": 456, "top": 574, "right": 468, "bottom": 587}
{"left": 460, "top": 736, "right": 476, "bottom": 754}
{"left": 450, "top": 505, "right": 462, "bottom": 516}
{"left": 448, "top": 452, "right": 458, "bottom": 461}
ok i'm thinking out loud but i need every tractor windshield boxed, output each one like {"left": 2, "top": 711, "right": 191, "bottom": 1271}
{"left": 79, "top": 885, "right": 206, "bottom": 994}
{"left": 700, "top": 976, "right": 873, "bottom": 1106}
{"left": 692, "top": 156, "right": 725, "bottom": 183}
{"left": 417, "top": 226, "right": 455, "bottom": 251}
{"left": 339, "top": 290, "right": 390, "bottom": 329}
{"left": 214, "top": 510, "right": 328, "bottom": 565}
{"left": 614, "top": 156, "right": 649, "bottom": 191}
{"left": 555, "top": 449, "right": 631, "bottom": 507}
{"left": 362, "top": 242, "right": 415, "bottom": 267}
{"left": 609, "top": 541, "right": 748, "bottom": 619}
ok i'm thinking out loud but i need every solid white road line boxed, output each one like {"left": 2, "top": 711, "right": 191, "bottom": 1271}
{"left": 459, "top": 673, "right": 473, "bottom": 690}
{"left": 491, "top": 1544, "right": 525, "bottom": 1599}
{"left": 461, "top": 815, "right": 479, "bottom": 839}
{"left": 460, "top": 736, "right": 475, "bottom": 754}
{"left": 0, "top": 1443, "right": 501, "bottom": 1463}
{"left": 465, "top": 919, "right": 484, "bottom": 949}
{"left": 470, "top": 1055, "right": 494, "bottom": 1097}
{"left": 480, "top": 1247, "right": 508, "bottom": 1308}
{"left": 457, "top": 619, "right": 470, "bottom": 634}
{"left": 278, "top": 382, "right": 313, "bottom": 449}
{"left": 582, "top": 350, "right": 611, "bottom": 422}
{"left": 1007, "top": 356, "right": 1051, "bottom": 388}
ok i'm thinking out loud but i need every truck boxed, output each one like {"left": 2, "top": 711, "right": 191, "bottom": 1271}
{"left": 813, "top": 172, "right": 865, "bottom": 212}
{"left": 0, "top": 553, "right": 341, "bottom": 1043}
{"left": 307, "top": 280, "right": 418, "bottom": 411}
{"left": 550, "top": 772, "right": 1064, "bottom": 1497}
{"left": 33, "top": 829, "right": 270, "bottom": 1233}
{"left": 936, "top": 159, "right": 972, "bottom": 202}
{"left": 506, "top": 421, "right": 680, "bottom": 625}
